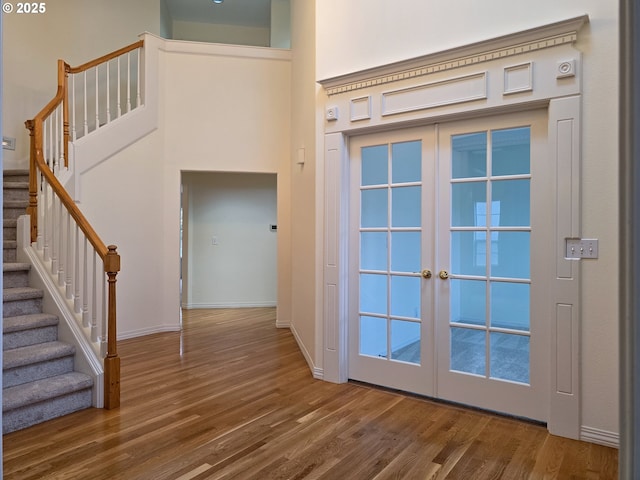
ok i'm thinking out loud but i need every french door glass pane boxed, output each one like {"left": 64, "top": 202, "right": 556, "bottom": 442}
{"left": 491, "top": 179, "right": 530, "bottom": 226}
{"left": 391, "top": 232, "right": 420, "bottom": 272}
{"left": 491, "top": 282, "right": 530, "bottom": 331}
{"left": 492, "top": 127, "right": 530, "bottom": 176}
{"left": 391, "top": 276, "right": 420, "bottom": 318}
{"left": 360, "top": 274, "right": 387, "bottom": 315}
{"left": 450, "top": 279, "right": 486, "bottom": 326}
{"left": 391, "top": 320, "right": 420, "bottom": 364}
{"left": 452, "top": 132, "right": 487, "bottom": 178}
{"left": 451, "top": 231, "right": 487, "bottom": 276}
{"left": 451, "top": 182, "right": 486, "bottom": 227}
{"left": 392, "top": 141, "right": 421, "bottom": 183}
{"left": 492, "top": 232, "right": 530, "bottom": 278}
{"left": 490, "top": 332, "right": 530, "bottom": 383}
{"left": 361, "top": 232, "right": 387, "bottom": 271}
{"left": 362, "top": 145, "right": 388, "bottom": 185}
{"left": 451, "top": 327, "right": 485, "bottom": 375}
{"left": 362, "top": 189, "right": 388, "bottom": 227}
{"left": 360, "top": 316, "right": 387, "bottom": 357}
{"left": 392, "top": 186, "right": 421, "bottom": 227}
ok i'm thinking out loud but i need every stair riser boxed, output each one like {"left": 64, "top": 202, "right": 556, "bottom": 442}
{"left": 3, "top": 388, "right": 92, "bottom": 434}
{"left": 4, "top": 248, "right": 17, "bottom": 263}
{"left": 3, "top": 270, "right": 30, "bottom": 288}
{"left": 3, "top": 298, "right": 43, "bottom": 318}
{"left": 3, "top": 174, "right": 30, "bottom": 183}
{"left": 4, "top": 226, "right": 17, "bottom": 240}
{"left": 4, "top": 326, "right": 58, "bottom": 350}
{"left": 4, "top": 356, "right": 75, "bottom": 388}
{"left": 3, "top": 207, "right": 28, "bottom": 220}
{"left": 3, "top": 189, "right": 29, "bottom": 203}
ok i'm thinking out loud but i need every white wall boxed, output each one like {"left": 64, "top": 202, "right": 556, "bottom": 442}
{"left": 313, "top": 0, "right": 619, "bottom": 437}
{"left": 182, "top": 172, "right": 277, "bottom": 308}
{"left": 289, "top": 1, "right": 320, "bottom": 373}
{"left": 1, "top": 0, "right": 162, "bottom": 168}
{"left": 78, "top": 39, "right": 292, "bottom": 338}
{"left": 172, "top": 20, "right": 270, "bottom": 46}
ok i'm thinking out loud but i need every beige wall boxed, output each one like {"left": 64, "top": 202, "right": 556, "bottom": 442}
{"left": 313, "top": 0, "right": 619, "bottom": 436}
{"left": 289, "top": 1, "right": 320, "bottom": 371}
{"left": 2, "top": 0, "right": 161, "bottom": 168}
{"left": 79, "top": 40, "right": 292, "bottom": 337}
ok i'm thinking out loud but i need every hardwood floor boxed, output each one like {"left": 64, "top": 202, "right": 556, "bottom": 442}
{"left": 3, "top": 308, "right": 618, "bottom": 479}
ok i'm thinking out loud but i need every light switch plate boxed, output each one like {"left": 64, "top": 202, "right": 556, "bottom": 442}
{"left": 565, "top": 238, "right": 598, "bottom": 259}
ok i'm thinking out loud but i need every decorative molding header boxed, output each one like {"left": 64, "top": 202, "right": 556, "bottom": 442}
{"left": 318, "top": 15, "right": 588, "bottom": 97}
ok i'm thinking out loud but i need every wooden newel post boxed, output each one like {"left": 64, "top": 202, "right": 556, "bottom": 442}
{"left": 104, "top": 245, "right": 121, "bottom": 409}
{"left": 24, "top": 119, "right": 38, "bottom": 244}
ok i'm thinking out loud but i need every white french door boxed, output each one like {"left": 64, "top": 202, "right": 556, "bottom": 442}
{"left": 348, "top": 110, "right": 550, "bottom": 421}
{"left": 348, "top": 127, "right": 436, "bottom": 397}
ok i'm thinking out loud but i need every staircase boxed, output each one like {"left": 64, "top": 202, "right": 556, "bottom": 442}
{"left": 2, "top": 169, "right": 93, "bottom": 434}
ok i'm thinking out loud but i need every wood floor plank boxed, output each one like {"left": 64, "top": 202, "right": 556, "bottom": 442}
{"left": 3, "top": 308, "right": 618, "bottom": 479}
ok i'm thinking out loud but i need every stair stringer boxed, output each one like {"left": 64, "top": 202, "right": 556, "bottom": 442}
{"left": 15, "top": 215, "right": 104, "bottom": 408}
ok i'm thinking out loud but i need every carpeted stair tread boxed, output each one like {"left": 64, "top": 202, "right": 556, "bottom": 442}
{"left": 4, "top": 218, "right": 18, "bottom": 227}
{"left": 3, "top": 200, "right": 29, "bottom": 208}
{"left": 3, "top": 262, "right": 31, "bottom": 273}
{"left": 4, "top": 240, "right": 17, "bottom": 248}
{"left": 3, "top": 372, "right": 93, "bottom": 412}
{"left": 3, "top": 169, "right": 30, "bottom": 177}
{"left": 4, "top": 341, "right": 75, "bottom": 370}
{"left": 3, "top": 181, "right": 29, "bottom": 189}
{"left": 3, "top": 313, "right": 59, "bottom": 334}
{"left": 3, "top": 286, "right": 44, "bottom": 302}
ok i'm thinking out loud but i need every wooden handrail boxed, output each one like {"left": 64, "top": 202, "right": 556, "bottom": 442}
{"left": 68, "top": 40, "right": 144, "bottom": 74}
{"left": 23, "top": 41, "right": 143, "bottom": 410}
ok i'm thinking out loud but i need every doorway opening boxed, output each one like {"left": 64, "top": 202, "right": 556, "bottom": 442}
{"left": 180, "top": 171, "right": 278, "bottom": 310}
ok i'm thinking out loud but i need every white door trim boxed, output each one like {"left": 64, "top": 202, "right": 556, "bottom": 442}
{"left": 321, "top": 17, "right": 587, "bottom": 438}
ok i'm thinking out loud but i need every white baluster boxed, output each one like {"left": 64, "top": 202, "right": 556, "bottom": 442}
{"left": 74, "top": 224, "right": 81, "bottom": 311}
{"left": 126, "top": 52, "right": 131, "bottom": 113}
{"left": 42, "top": 177, "right": 50, "bottom": 261}
{"left": 47, "top": 115, "right": 52, "bottom": 169}
{"left": 92, "top": 250, "right": 98, "bottom": 342}
{"left": 66, "top": 212, "right": 73, "bottom": 298}
{"left": 58, "top": 105, "right": 65, "bottom": 170}
{"left": 50, "top": 196, "right": 58, "bottom": 275}
{"left": 95, "top": 65, "right": 100, "bottom": 131}
{"left": 117, "top": 57, "right": 122, "bottom": 118}
{"left": 54, "top": 106, "right": 59, "bottom": 172}
{"left": 136, "top": 48, "right": 142, "bottom": 108}
{"left": 58, "top": 208, "right": 66, "bottom": 287}
{"left": 82, "top": 236, "right": 89, "bottom": 327}
{"left": 106, "top": 61, "right": 111, "bottom": 124}
{"left": 71, "top": 74, "right": 77, "bottom": 141}
{"left": 83, "top": 71, "right": 88, "bottom": 137}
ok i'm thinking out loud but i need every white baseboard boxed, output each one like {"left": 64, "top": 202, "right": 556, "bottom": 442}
{"left": 289, "top": 323, "right": 323, "bottom": 380}
{"left": 118, "top": 324, "right": 181, "bottom": 340}
{"left": 580, "top": 426, "right": 619, "bottom": 449}
{"left": 182, "top": 302, "right": 277, "bottom": 309}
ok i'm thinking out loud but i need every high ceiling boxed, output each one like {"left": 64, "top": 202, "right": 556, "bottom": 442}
{"left": 164, "top": 0, "right": 272, "bottom": 28}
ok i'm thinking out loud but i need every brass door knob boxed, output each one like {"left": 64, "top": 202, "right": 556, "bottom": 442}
{"left": 421, "top": 269, "right": 432, "bottom": 279}
{"left": 439, "top": 270, "right": 449, "bottom": 280}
